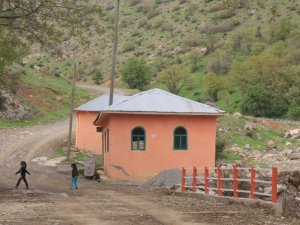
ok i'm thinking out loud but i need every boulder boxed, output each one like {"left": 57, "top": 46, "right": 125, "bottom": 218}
{"left": 264, "top": 184, "right": 286, "bottom": 195}
{"left": 244, "top": 122, "right": 256, "bottom": 131}
{"left": 266, "top": 140, "right": 277, "bottom": 150}
{"left": 289, "top": 171, "right": 300, "bottom": 187}
{"left": 233, "top": 112, "right": 242, "bottom": 117}
{"left": 287, "top": 153, "right": 300, "bottom": 160}
{"left": 285, "top": 129, "right": 300, "bottom": 138}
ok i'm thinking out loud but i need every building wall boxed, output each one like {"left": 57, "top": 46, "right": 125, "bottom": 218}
{"left": 76, "top": 111, "right": 102, "bottom": 155}
{"left": 103, "top": 114, "right": 217, "bottom": 180}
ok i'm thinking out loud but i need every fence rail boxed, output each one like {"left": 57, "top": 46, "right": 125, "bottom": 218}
{"left": 181, "top": 166, "right": 278, "bottom": 203}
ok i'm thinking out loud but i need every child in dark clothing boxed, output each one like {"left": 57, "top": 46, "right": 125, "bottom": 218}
{"left": 15, "top": 161, "right": 30, "bottom": 189}
{"left": 71, "top": 163, "right": 79, "bottom": 189}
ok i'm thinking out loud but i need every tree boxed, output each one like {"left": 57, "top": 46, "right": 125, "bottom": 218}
{"left": 200, "top": 34, "right": 220, "bottom": 55}
{"left": 241, "top": 85, "right": 288, "bottom": 118}
{"left": 120, "top": 57, "right": 152, "bottom": 90}
{"left": 92, "top": 70, "right": 103, "bottom": 85}
{"left": 0, "top": 1, "right": 102, "bottom": 48}
{"left": 203, "top": 72, "right": 227, "bottom": 101}
{"left": 0, "top": 0, "right": 102, "bottom": 82}
{"left": 230, "top": 52, "right": 288, "bottom": 99}
{"left": 157, "top": 65, "right": 190, "bottom": 95}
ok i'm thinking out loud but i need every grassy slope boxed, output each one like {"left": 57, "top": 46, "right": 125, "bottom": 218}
{"left": 26, "top": 1, "right": 299, "bottom": 111}
{"left": 0, "top": 64, "right": 89, "bottom": 128}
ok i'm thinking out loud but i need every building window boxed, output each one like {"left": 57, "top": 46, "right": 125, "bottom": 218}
{"left": 131, "top": 127, "right": 146, "bottom": 150}
{"left": 173, "top": 126, "right": 188, "bottom": 150}
{"left": 107, "top": 129, "right": 109, "bottom": 152}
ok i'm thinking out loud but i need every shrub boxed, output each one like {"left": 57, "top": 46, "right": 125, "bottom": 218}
{"left": 216, "top": 133, "right": 226, "bottom": 155}
{"left": 122, "top": 42, "right": 135, "bottom": 53}
{"left": 92, "top": 70, "right": 103, "bottom": 85}
{"left": 201, "top": 20, "right": 236, "bottom": 34}
{"left": 208, "top": 56, "right": 231, "bottom": 75}
{"left": 288, "top": 102, "right": 300, "bottom": 120}
{"left": 120, "top": 57, "right": 152, "bottom": 90}
{"left": 128, "top": 0, "right": 139, "bottom": 6}
{"left": 184, "top": 34, "right": 201, "bottom": 47}
{"left": 137, "top": 17, "right": 148, "bottom": 28}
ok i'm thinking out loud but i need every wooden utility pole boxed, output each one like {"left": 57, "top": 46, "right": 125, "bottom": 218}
{"left": 66, "top": 63, "right": 77, "bottom": 160}
{"left": 109, "top": 0, "right": 120, "bottom": 106}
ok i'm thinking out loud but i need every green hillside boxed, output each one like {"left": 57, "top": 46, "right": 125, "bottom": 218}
{"left": 0, "top": 64, "right": 88, "bottom": 127}
{"left": 20, "top": 0, "right": 299, "bottom": 118}
{"left": 1, "top": 0, "right": 300, "bottom": 123}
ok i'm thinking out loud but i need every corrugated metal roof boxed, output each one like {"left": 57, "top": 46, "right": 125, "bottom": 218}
{"left": 75, "top": 94, "right": 130, "bottom": 112}
{"left": 103, "top": 89, "right": 224, "bottom": 115}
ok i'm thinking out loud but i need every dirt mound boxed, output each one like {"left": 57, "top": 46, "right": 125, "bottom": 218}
{"left": 142, "top": 169, "right": 184, "bottom": 189}
{"left": 278, "top": 170, "right": 300, "bottom": 218}
{"left": 0, "top": 90, "right": 34, "bottom": 120}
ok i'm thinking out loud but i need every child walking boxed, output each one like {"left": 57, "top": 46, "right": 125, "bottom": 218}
{"left": 71, "top": 163, "right": 79, "bottom": 189}
{"left": 15, "top": 161, "right": 30, "bottom": 189}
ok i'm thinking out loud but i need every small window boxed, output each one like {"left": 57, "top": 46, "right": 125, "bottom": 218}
{"left": 173, "top": 127, "right": 188, "bottom": 150}
{"left": 131, "top": 127, "right": 146, "bottom": 150}
{"left": 107, "top": 129, "right": 109, "bottom": 152}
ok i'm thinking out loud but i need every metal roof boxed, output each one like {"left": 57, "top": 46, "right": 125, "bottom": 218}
{"left": 102, "top": 89, "right": 224, "bottom": 115}
{"left": 75, "top": 94, "right": 130, "bottom": 112}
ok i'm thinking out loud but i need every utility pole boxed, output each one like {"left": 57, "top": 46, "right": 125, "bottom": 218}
{"left": 66, "top": 63, "right": 77, "bottom": 160}
{"left": 109, "top": 0, "right": 120, "bottom": 106}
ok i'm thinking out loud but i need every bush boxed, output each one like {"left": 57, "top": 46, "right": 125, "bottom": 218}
{"left": 92, "top": 70, "right": 102, "bottom": 85}
{"left": 241, "top": 85, "right": 288, "bottom": 118}
{"left": 120, "top": 57, "right": 152, "bottom": 90}
{"left": 128, "top": 0, "right": 139, "bottom": 6}
{"left": 208, "top": 56, "right": 231, "bottom": 75}
{"left": 122, "top": 42, "right": 135, "bottom": 53}
{"left": 137, "top": 17, "right": 148, "bottom": 28}
{"left": 288, "top": 102, "right": 300, "bottom": 120}
{"left": 216, "top": 133, "right": 226, "bottom": 156}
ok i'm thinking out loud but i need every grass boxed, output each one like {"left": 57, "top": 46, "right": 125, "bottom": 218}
{"left": 0, "top": 65, "right": 89, "bottom": 128}
{"left": 218, "top": 115, "right": 300, "bottom": 152}
{"left": 217, "top": 152, "right": 241, "bottom": 163}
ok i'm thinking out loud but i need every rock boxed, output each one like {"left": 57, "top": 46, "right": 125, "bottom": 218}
{"left": 285, "top": 142, "right": 292, "bottom": 146}
{"left": 244, "top": 123, "right": 256, "bottom": 131}
{"left": 266, "top": 140, "right": 277, "bottom": 150}
{"left": 263, "top": 154, "right": 274, "bottom": 159}
{"left": 285, "top": 129, "right": 300, "bottom": 138}
{"left": 245, "top": 144, "right": 251, "bottom": 149}
{"left": 33, "top": 65, "right": 41, "bottom": 71}
{"left": 289, "top": 171, "right": 300, "bottom": 187}
{"left": 264, "top": 184, "right": 286, "bottom": 195}
{"left": 55, "top": 95, "right": 63, "bottom": 101}
{"left": 287, "top": 153, "right": 300, "bottom": 160}
{"left": 233, "top": 112, "right": 242, "bottom": 117}
{"left": 0, "top": 90, "right": 35, "bottom": 120}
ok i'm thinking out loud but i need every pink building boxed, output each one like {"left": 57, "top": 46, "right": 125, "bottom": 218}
{"left": 94, "top": 89, "right": 224, "bottom": 180}
{"left": 75, "top": 94, "right": 129, "bottom": 155}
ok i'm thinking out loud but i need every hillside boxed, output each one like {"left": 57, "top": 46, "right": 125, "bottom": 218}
{"left": 0, "top": 64, "right": 88, "bottom": 127}
{"left": 21, "top": 0, "right": 300, "bottom": 118}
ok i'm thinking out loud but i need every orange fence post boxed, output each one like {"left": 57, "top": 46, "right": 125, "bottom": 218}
{"left": 272, "top": 167, "right": 278, "bottom": 203}
{"left": 217, "top": 166, "right": 222, "bottom": 196}
{"left": 192, "top": 167, "right": 197, "bottom": 192}
{"left": 182, "top": 167, "right": 186, "bottom": 192}
{"left": 250, "top": 167, "right": 256, "bottom": 200}
{"left": 205, "top": 167, "right": 209, "bottom": 194}
{"left": 233, "top": 166, "right": 238, "bottom": 198}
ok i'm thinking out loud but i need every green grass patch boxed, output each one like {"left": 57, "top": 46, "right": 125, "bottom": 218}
{"left": 0, "top": 65, "right": 89, "bottom": 128}
{"left": 56, "top": 148, "right": 66, "bottom": 157}
{"left": 217, "top": 152, "right": 241, "bottom": 163}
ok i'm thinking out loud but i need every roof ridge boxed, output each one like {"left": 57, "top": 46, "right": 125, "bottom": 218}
{"left": 157, "top": 89, "right": 224, "bottom": 112}
{"left": 75, "top": 93, "right": 127, "bottom": 111}
{"left": 104, "top": 89, "right": 154, "bottom": 110}
{"left": 75, "top": 94, "right": 108, "bottom": 110}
